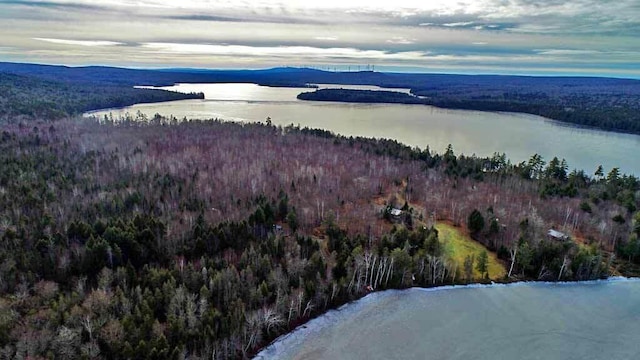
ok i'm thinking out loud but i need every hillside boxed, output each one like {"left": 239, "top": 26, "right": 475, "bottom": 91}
{"left": 1, "top": 115, "right": 638, "bottom": 358}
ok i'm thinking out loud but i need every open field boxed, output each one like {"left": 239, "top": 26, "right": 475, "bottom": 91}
{"left": 437, "top": 223, "right": 507, "bottom": 280}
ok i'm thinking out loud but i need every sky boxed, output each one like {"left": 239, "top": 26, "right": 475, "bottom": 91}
{"left": 1, "top": 0, "right": 639, "bottom": 77}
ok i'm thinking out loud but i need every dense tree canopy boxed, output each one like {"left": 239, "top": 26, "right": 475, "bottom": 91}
{"left": 0, "top": 117, "right": 636, "bottom": 358}
{"left": 0, "top": 68, "right": 639, "bottom": 358}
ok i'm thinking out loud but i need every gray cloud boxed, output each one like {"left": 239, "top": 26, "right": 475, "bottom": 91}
{"left": 0, "top": 0, "right": 638, "bottom": 77}
{"left": 0, "top": 0, "right": 103, "bottom": 10}
{"left": 162, "top": 14, "right": 327, "bottom": 25}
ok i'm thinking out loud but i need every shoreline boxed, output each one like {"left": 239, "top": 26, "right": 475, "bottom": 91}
{"left": 81, "top": 97, "right": 636, "bottom": 141}
{"left": 81, "top": 105, "right": 639, "bottom": 178}
{"left": 254, "top": 276, "right": 640, "bottom": 359}
{"left": 297, "top": 89, "right": 640, "bottom": 137}
{"left": 82, "top": 83, "right": 640, "bottom": 139}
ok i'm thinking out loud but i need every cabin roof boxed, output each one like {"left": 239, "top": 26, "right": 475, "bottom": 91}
{"left": 548, "top": 229, "right": 569, "bottom": 240}
{"left": 390, "top": 208, "right": 403, "bottom": 216}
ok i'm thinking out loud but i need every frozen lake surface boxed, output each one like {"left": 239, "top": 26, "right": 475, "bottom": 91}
{"left": 255, "top": 279, "right": 640, "bottom": 360}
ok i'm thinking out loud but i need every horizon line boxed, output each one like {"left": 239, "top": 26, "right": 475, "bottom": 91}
{"left": 2, "top": 60, "right": 640, "bottom": 81}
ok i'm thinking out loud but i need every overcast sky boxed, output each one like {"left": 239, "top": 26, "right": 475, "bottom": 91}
{"left": 1, "top": 0, "right": 639, "bottom": 77}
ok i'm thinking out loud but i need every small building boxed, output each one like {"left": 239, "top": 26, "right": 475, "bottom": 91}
{"left": 390, "top": 208, "right": 403, "bottom": 217}
{"left": 548, "top": 229, "right": 569, "bottom": 241}
{"left": 384, "top": 207, "right": 405, "bottom": 223}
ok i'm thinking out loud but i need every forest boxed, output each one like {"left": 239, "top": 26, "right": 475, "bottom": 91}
{"left": 0, "top": 73, "right": 202, "bottom": 122}
{"left": 0, "top": 63, "right": 639, "bottom": 359}
{"left": 2, "top": 62, "right": 639, "bottom": 134}
{"left": 297, "top": 89, "right": 427, "bottom": 104}
{"left": 0, "top": 113, "right": 638, "bottom": 359}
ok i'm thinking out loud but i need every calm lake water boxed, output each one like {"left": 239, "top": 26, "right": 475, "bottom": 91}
{"left": 255, "top": 279, "right": 640, "bottom": 360}
{"left": 87, "top": 83, "right": 640, "bottom": 175}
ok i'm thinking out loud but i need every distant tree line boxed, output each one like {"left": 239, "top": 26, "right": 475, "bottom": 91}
{"left": 297, "top": 87, "right": 640, "bottom": 134}
{"left": 0, "top": 73, "right": 203, "bottom": 122}
{"left": 298, "top": 89, "right": 427, "bottom": 104}
{"left": 412, "top": 90, "right": 640, "bottom": 134}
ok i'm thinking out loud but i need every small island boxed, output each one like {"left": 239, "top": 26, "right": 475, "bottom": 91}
{"left": 297, "top": 88, "right": 428, "bottom": 105}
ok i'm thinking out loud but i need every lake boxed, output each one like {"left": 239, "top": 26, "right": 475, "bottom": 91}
{"left": 86, "top": 83, "right": 640, "bottom": 175}
{"left": 255, "top": 279, "right": 640, "bottom": 360}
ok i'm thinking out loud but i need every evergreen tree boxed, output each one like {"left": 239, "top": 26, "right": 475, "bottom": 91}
{"left": 468, "top": 209, "right": 485, "bottom": 234}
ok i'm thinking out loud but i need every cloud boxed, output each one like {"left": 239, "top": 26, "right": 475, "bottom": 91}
{"left": 7, "top": 0, "right": 640, "bottom": 34}
{"left": 386, "top": 37, "right": 415, "bottom": 45}
{"left": 0, "top": 0, "right": 639, "bottom": 77}
{"left": 142, "top": 42, "right": 428, "bottom": 61}
{"left": 33, "top": 38, "right": 124, "bottom": 46}
{"left": 314, "top": 37, "right": 338, "bottom": 41}
{"left": 535, "top": 49, "right": 603, "bottom": 56}
{"left": 442, "top": 22, "right": 475, "bottom": 28}
{"left": 162, "top": 13, "right": 326, "bottom": 25}
{"left": 162, "top": 15, "right": 246, "bottom": 23}
{"left": 0, "top": 0, "right": 102, "bottom": 11}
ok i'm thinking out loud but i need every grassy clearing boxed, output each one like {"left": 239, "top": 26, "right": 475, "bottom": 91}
{"left": 436, "top": 223, "right": 506, "bottom": 280}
